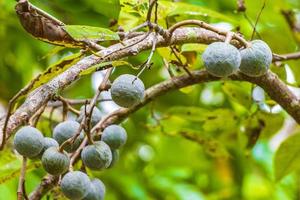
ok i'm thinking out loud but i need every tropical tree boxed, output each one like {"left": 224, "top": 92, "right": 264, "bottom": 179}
{"left": 1, "top": 0, "right": 300, "bottom": 199}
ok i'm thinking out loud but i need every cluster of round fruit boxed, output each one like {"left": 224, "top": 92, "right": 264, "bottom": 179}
{"left": 202, "top": 40, "right": 273, "bottom": 77}
{"left": 13, "top": 120, "right": 126, "bottom": 199}
{"left": 12, "top": 73, "right": 146, "bottom": 199}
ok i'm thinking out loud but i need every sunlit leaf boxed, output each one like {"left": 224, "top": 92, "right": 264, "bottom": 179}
{"left": 158, "top": 1, "right": 237, "bottom": 25}
{"left": 32, "top": 52, "right": 84, "bottom": 90}
{"left": 13, "top": 52, "right": 84, "bottom": 105}
{"left": 64, "top": 25, "right": 120, "bottom": 41}
{"left": 0, "top": 161, "right": 41, "bottom": 184}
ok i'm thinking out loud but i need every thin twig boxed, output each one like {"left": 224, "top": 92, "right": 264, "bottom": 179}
{"left": 136, "top": 33, "right": 158, "bottom": 78}
{"left": 251, "top": 0, "right": 267, "bottom": 40}
{"left": 167, "top": 19, "right": 250, "bottom": 47}
{"left": 146, "top": 0, "right": 158, "bottom": 22}
{"left": 243, "top": 13, "right": 262, "bottom": 39}
{"left": 163, "top": 58, "right": 174, "bottom": 78}
{"left": 273, "top": 52, "right": 300, "bottom": 62}
{"left": 1, "top": 74, "right": 42, "bottom": 150}
{"left": 17, "top": 156, "right": 28, "bottom": 200}
{"left": 55, "top": 96, "right": 80, "bottom": 115}
{"left": 59, "top": 68, "right": 112, "bottom": 151}
{"left": 29, "top": 103, "right": 48, "bottom": 127}
{"left": 48, "top": 98, "right": 112, "bottom": 107}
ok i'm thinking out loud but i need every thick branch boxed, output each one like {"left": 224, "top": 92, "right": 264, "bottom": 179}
{"left": 98, "top": 70, "right": 300, "bottom": 129}
{"left": 0, "top": 27, "right": 227, "bottom": 143}
{"left": 273, "top": 52, "right": 300, "bottom": 62}
{"left": 1, "top": 26, "right": 299, "bottom": 144}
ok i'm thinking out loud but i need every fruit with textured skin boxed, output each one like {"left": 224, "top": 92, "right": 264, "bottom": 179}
{"left": 101, "top": 125, "right": 127, "bottom": 149}
{"left": 202, "top": 42, "right": 241, "bottom": 77}
{"left": 81, "top": 141, "right": 112, "bottom": 170}
{"left": 108, "top": 149, "right": 119, "bottom": 168}
{"left": 13, "top": 126, "right": 44, "bottom": 158}
{"left": 42, "top": 147, "right": 70, "bottom": 175}
{"left": 111, "top": 74, "right": 145, "bottom": 108}
{"left": 53, "top": 121, "right": 84, "bottom": 153}
{"left": 83, "top": 178, "right": 106, "bottom": 200}
{"left": 239, "top": 40, "right": 272, "bottom": 77}
{"left": 77, "top": 105, "right": 102, "bottom": 127}
{"left": 35, "top": 137, "right": 59, "bottom": 159}
{"left": 61, "top": 171, "right": 91, "bottom": 199}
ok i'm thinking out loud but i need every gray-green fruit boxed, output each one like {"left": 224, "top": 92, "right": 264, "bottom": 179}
{"left": 111, "top": 74, "right": 145, "bottom": 108}
{"left": 77, "top": 105, "right": 102, "bottom": 127}
{"left": 81, "top": 141, "right": 112, "bottom": 170}
{"left": 42, "top": 147, "right": 70, "bottom": 175}
{"left": 13, "top": 126, "right": 44, "bottom": 158}
{"left": 239, "top": 40, "right": 272, "bottom": 77}
{"left": 202, "top": 42, "right": 241, "bottom": 77}
{"left": 108, "top": 149, "right": 119, "bottom": 168}
{"left": 61, "top": 171, "right": 91, "bottom": 199}
{"left": 53, "top": 121, "right": 84, "bottom": 153}
{"left": 83, "top": 179, "right": 106, "bottom": 200}
{"left": 101, "top": 125, "right": 127, "bottom": 149}
{"left": 35, "top": 137, "right": 59, "bottom": 159}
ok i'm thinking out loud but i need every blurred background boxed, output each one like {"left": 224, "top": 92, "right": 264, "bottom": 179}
{"left": 1, "top": 0, "right": 300, "bottom": 199}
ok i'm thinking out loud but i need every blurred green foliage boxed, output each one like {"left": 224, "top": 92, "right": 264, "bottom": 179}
{"left": 1, "top": 0, "right": 300, "bottom": 199}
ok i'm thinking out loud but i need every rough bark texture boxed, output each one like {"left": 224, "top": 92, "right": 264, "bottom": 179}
{"left": 0, "top": 27, "right": 228, "bottom": 142}
{"left": 1, "top": 27, "right": 300, "bottom": 144}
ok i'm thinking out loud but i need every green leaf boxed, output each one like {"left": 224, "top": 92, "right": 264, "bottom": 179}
{"left": 158, "top": 1, "right": 237, "bottom": 25}
{"left": 40, "top": 46, "right": 66, "bottom": 60}
{"left": 80, "top": 60, "right": 136, "bottom": 76}
{"left": 32, "top": 52, "right": 84, "bottom": 91}
{"left": 64, "top": 25, "right": 120, "bottom": 41}
{"left": 274, "top": 133, "right": 300, "bottom": 181}
{"left": 0, "top": 149, "right": 41, "bottom": 184}
{"left": 14, "top": 52, "right": 84, "bottom": 104}
{"left": 222, "top": 82, "right": 252, "bottom": 109}
{"left": 87, "top": 0, "right": 121, "bottom": 19}
{"left": 0, "top": 161, "right": 41, "bottom": 184}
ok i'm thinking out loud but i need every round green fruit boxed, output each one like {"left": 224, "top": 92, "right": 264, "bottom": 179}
{"left": 202, "top": 42, "right": 241, "bottom": 77}
{"left": 13, "top": 126, "right": 44, "bottom": 158}
{"left": 111, "top": 74, "right": 145, "bottom": 108}
{"left": 101, "top": 125, "right": 127, "bottom": 149}
{"left": 239, "top": 40, "right": 272, "bottom": 77}
{"left": 108, "top": 149, "right": 119, "bottom": 168}
{"left": 53, "top": 121, "right": 84, "bottom": 153}
{"left": 83, "top": 178, "right": 106, "bottom": 200}
{"left": 41, "top": 147, "right": 70, "bottom": 176}
{"left": 43, "top": 137, "right": 59, "bottom": 150}
{"left": 77, "top": 105, "right": 102, "bottom": 127}
{"left": 35, "top": 137, "right": 59, "bottom": 159}
{"left": 61, "top": 171, "right": 91, "bottom": 200}
{"left": 81, "top": 141, "right": 112, "bottom": 170}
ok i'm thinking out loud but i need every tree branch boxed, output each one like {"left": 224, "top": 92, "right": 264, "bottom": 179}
{"left": 29, "top": 68, "right": 300, "bottom": 199}
{"left": 0, "top": 27, "right": 227, "bottom": 143}
{"left": 96, "top": 70, "right": 300, "bottom": 130}
{"left": 1, "top": 26, "right": 299, "bottom": 146}
{"left": 28, "top": 175, "right": 58, "bottom": 200}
